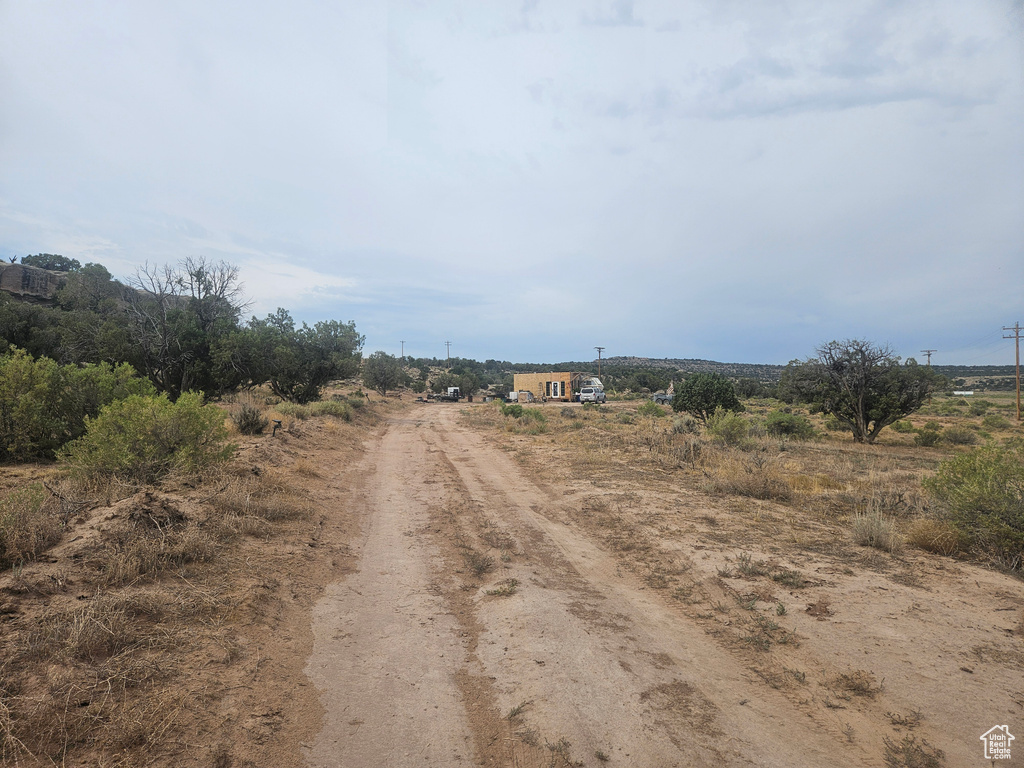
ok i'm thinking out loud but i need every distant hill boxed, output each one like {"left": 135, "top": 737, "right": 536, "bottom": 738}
{"left": 597, "top": 356, "right": 785, "bottom": 381}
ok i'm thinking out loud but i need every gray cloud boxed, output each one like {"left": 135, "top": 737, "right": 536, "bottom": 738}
{"left": 0, "top": 0, "right": 1020, "bottom": 365}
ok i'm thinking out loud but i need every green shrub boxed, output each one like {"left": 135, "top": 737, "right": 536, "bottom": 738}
{"left": 0, "top": 348, "right": 155, "bottom": 462}
{"left": 923, "top": 421, "right": 941, "bottom": 431}
{"left": 764, "top": 410, "right": 815, "bottom": 439}
{"left": 914, "top": 429, "right": 942, "bottom": 447}
{"left": 277, "top": 402, "right": 310, "bottom": 420}
{"left": 672, "top": 415, "right": 699, "bottom": 434}
{"left": 942, "top": 426, "right": 978, "bottom": 446}
{"left": 500, "top": 403, "right": 523, "bottom": 419}
{"left": 968, "top": 399, "right": 993, "bottom": 416}
{"left": 0, "top": 484, "right": 62, "bottom": 569}
{"left": 636, "top": 401, "right": 665, "bottom": 418}
{"left": 233, "top": 403, "right": 269, "bottom": 435}
{"left": 983, "top": 414, "right": 1013, "bottom": 430}
{"left": 521, "top": 408, "right": 546, "bottom": 424}
{"left": 924, "top": 441, "right": 1024, "bottom": 568}
{"left": 891, "top": 419, "right": 916, "bottom": 433}
{"left": 707, "top": 407, "right": 748, "bottom": 447}
{"left": 59, "top": 392, "right": 234, "bottom": 483}
{"left": 310, "top": 400, "right": 352, "bottom": 419}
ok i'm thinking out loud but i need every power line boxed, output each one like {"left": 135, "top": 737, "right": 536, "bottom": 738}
{"left": 920, "top": 349, "right": 936, "bottom": 366}
{"left": 1003, "top": 323, "right": 1022, "bottom": 421}
{"left": 445, "top": 341, "right": 451, "bottom": 367}
{"left": 594, "top": 346, "right": 605, "bottom": 377}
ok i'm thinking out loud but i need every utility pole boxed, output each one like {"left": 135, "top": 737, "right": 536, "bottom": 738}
{"left": 400, "top": 340, "right": 405, "bottom": 360}
{"left": 445, "top": 341, "right": 452, "bottom": 367}
{"left": 1004, "top": 323, "right": 1022, "bottom": 421}
{"left": 594, "top": 346, "right": 605, "bottom": 377}
{"left": 921, "top": 349, "right": 936, "bottom": 366}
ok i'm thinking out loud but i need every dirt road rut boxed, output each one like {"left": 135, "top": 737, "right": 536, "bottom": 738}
{"left": 304, "top": 406, "right": 886, "bottom": 767}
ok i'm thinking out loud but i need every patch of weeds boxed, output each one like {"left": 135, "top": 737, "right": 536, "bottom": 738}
{"left": 506, "top": 700, "right": 531, "bottom": 720}
{"left": 595, "top": 749, "right": 611, "bottom": 762}
{"left": 736, "top": 594, "right": 758, "bottom": 611}
{"left": 831, "top": 670, "right": 882, "bottom": 698}
{"left": 771, "top": 569, "right": 807, "bottom": 589}
{"left": 882, "top": 735, "right": 945, "bottom": 768}
{"left": 736, "top": 552, "right": 768, "bottom": 577}
{"left": 785, "top": 667, "right": 806, "bottom": 684}
{"left": 460, "top": 546, "right": 495, "bottom": 577}
{"left": 546, "top": 737, "right": 581, "bottom": 767}
{"left": 886, "top": 710, "right": 923, "bottom": 729}
{"left": 775, "top": 601, "right": 787, "bottom": 616}
{"left": 485, "top": 578, "right": 519, "bottom": 597}
{"left": 742, "top": 633, "right": 772, "bottom": 651}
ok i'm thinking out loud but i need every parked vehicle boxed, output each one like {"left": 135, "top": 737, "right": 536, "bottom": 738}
{"left": 433, "top": 387, "right": 461, "bottom": 402}
{"left": 651, "top": 392, "right": 672, "bottom": 405}
{"left": 579, "top": 386, "right": 606, "bottom": 403}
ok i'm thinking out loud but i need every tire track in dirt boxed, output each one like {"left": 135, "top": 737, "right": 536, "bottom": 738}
{"left": 304, "top": 407, "right": 879, "bottom": 767}
{"left": 423, "top": 407, "right": 877, "bottom": 767}
{"left": 304, "top": 418, "right": 476, "bottom": 767}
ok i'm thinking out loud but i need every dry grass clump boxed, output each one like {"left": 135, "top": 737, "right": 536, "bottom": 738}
{"left": 0, "top": 484, "right": 63, "bottom": 569}
{"left": 703, "top": 450, "right": 794, "bottom": 502}
{"left": 852, "top": 510, "right": 901, "bottom": 552}
{"left": 209, "top": 467, "right": 310, "bottom": 524}
{"left": 98, "top": 522, "right": 217, "bottom": 587}
{"left": 905, "top": 518, "right": 966, "bottom": 556}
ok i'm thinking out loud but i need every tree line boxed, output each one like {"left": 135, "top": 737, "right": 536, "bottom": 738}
{"left": 0, "top": 257, "right": 363, "bottom": 404}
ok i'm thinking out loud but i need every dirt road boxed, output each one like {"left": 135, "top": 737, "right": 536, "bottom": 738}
{"left": 301, "top": 405, "right": 900, "bottom": 767}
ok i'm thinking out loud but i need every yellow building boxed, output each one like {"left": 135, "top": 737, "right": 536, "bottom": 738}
{"left": 512, "top": 372, "right": 581, "bottom": 402}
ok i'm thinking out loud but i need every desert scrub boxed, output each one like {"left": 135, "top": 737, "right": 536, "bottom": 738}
{"left": 0, "top": 484, "right": 62, "bottom": 569}
{"left": 941, "top": 426, "right": 978, "bottom": 446}
{"left": 852, "top": 509, "right": 901, "bottom": 552}
{"left": 764, "top": 410, "right": 815, "bottom": 439}
{"left": 309, "top": 399, "right": 352, "bottom": 419}
{"left": 914, "top": 429, "right": 942, "bottom": 447}
{"left": 707, "top": 407, "right": 749, "bottom": 447}
{"left": 636, "top": 400, "right": 665, "bottom": 418}
{"left": 924, "top": 440, "right": 1024, "bottom": 568}
{"left": 59, "top": 392, "right": 234, "bottom": 483}
{"left": 500, "top": 403, "right": 523, "bottom": 418}
{"left": 233, "top": 402, "right": 269, "bottom": 435}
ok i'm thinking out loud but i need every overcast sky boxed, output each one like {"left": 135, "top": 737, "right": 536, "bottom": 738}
{"left": 1, "top": 1, "right": 1021, "bottom": 365}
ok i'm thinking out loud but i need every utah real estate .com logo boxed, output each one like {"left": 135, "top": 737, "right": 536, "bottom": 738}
{"left": 980, "top": 725, "right": 1014, "bottom": 760}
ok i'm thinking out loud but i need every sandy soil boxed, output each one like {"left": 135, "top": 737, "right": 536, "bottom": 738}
{"left": 293, "top": 403, "right": 1023, "bottom": 767}
{"left": 6, "top": 399, "right": 1019, "bottom": 767}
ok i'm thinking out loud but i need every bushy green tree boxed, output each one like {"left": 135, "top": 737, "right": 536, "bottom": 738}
{"left": 218, "top": 309, "right": 363, "bottom": 403}
{"left": 779, "top": 340, "right": 943, "bottom": 443}
{"left": 671, "top": 373, "right": 742, "bottom": 424}
{"left": 21, "top": 253, "right": 81, "bottom": 271}
{"left": 0, "top": 348, "right": 155, "bottom": 462}
{"left": 362, "top": 351, "right": 403, "bottom": 396}
{"left": 125, "top": 259, "right": 248, "bottom": 397}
